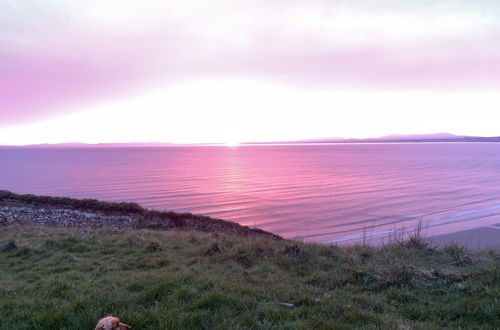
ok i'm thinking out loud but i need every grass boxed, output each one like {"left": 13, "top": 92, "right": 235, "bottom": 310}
{"left": 0, "top": 223, "right": 499, "bottom": 329}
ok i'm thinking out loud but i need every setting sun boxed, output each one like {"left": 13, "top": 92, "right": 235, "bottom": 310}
{"left": 224, "top": 140, "right": 241, "bottom": 147}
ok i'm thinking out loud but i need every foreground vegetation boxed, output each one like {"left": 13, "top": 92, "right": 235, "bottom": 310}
{"left": 1, "top": 223, "right": 498, "bottom": 329}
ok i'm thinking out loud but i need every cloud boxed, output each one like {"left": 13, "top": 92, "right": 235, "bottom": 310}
{"left": 1, "top": 0, "right": 500, "bottom": 127}
{"left": 2, "top": 79, "right": 500, "bottom": 145}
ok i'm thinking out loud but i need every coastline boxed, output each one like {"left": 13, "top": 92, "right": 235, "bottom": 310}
{"left": 2, "top": 190, "right": 499, "bottom": 249}
{"left": 0, "top": 190, "right": 282, "bottom": 240}
{"left": 2, "top": 193, "right": 499, "bottom": 328}
{"left": 3, "top": 217, "right": 499, "bottom": 329}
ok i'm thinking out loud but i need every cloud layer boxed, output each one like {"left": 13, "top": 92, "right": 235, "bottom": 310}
{"left": 1, "top": 0, "right": 500, "bottom": 140}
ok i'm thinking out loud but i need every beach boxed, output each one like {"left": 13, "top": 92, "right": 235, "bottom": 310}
{"left": 1, "top": 190, "right": 498, "bottom": 250}
{"left": 428, "top": 225, "right": 500, "bottom": 249}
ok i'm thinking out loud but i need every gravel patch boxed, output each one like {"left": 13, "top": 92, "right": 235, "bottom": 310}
{"left": 0, "top": 205, "right": 138, "bottom": 229}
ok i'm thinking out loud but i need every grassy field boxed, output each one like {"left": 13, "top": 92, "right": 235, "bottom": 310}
{"left": 0, "top": 223, "right": 499, "bottom": 329}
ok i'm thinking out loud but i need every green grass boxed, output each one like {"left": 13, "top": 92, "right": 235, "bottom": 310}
{"left": 0, "top": 223, "right": 499, "bottom": 329}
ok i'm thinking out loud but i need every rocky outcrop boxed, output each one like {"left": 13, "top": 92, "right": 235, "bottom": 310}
{"left": 0, "top": 205, "right": 138, "bottom": 229}
{"left": 0, "top": 190, "right": 282, "bottom": 240}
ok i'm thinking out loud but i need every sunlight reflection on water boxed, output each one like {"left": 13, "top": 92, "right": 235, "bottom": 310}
{"left": 1, "top": 143, "right": 500, "bottom": 243}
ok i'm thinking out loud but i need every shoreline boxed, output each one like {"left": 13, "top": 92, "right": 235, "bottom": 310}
{"left": 0, "top": 190, "right": 282, "bottom": 240}
{"left": 1, "top": 190, "right": 499, "bottom": 249}
{"left": 3, "top": 215, "right": 499, "bottom": 329}
{"left": 319, "top": 221, "right": 500, "bottom": 250}
{"left": 426, "top": 225, "right": 500, "bottom": 249}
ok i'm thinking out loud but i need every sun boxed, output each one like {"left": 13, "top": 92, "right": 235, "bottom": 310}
{"left": 224, "top": 140, "right": 241, "bottom": 147}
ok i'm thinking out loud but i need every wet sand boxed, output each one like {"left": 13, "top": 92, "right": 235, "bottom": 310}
{"left": 428, "top": 225, "right": 500, "bottom": 249}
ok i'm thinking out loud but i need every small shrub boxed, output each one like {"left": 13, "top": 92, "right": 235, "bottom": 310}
{"left": 381, "top": 262, "right": 437, "bottom": 288}
{"left": 352, "top": 269, "right": 377, "bottom": 285}
{"left": 146, "top": 242, "right": 162, "bottom": 253}
{"left": 1, "top": 240, "right": 17, "bottom": 252}
{"left": 384, "top": 262, "right": 416, "bottom": 287}
{"left": 16, "top": 247, "right": 35, "bottom": 256}
{"left": 412, "top": 269, "right": 436, "bottom": 287}
{"left": 359, "top": 251, "right": 373, "bottom": 261}
{"left": 230, "top": 248, "right": 253, "bottom": 268}
{"left": 282, "top": 243, "right": 301, "bottom": 257}
{"left": 168, "top": 214, "right": 186, "bottom": 228}
{"left": 400, "top": 235, "right": 431, "bottom": 251}
{"left": 44, "top": 240, "right": 59, "bottom": 249}
{"left": 203, "top": 242, "right": 221, "bottom": 256}
{"left": 220, "top": 238, "right": 234, "bottom": 249}
{"left": 189, "top": 234, "right": 199, "bottom": 243}
{"left": 443, "top": 243, "right": 475, "bottom": 266}
{"left": 253, "top": 245, "right": 265, "bottom": 258}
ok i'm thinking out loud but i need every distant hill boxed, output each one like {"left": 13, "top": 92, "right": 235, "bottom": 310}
{"left": 323, "top": 133, "right": 500, "bottom": 144}
{"left": 245, "top": 133, "right": 500, "bottom": 145}
{"left": 0, "top": 142, "right": 220, "bottom": 148}
{"left": 1, "top": 133, "right": 500, "bottom": 148}
{"left": 373, "top": 133, "right": 459, "bottom": 141}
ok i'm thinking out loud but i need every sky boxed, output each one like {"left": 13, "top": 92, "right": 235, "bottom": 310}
{"left": 1, "top": 0, "right": 500, "bottom": 145}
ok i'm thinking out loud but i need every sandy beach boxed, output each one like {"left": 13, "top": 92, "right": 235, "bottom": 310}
{"left": 428, "top": 224, "right": 500, "bottom": 249}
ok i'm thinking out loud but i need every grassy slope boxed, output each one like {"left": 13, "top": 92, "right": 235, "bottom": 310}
{"left": 0, "top": 190, "right": 281, "bottom": 239}
{"left": 0, "top": 224, "right": 499, "bottom": 330}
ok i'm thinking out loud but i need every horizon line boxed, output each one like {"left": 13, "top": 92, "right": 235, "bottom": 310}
{"left": 2, "top": 133, "right": 500, "bottom": 148}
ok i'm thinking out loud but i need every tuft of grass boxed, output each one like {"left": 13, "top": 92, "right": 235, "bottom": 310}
{"left": 145, "top": 242, "right": 162, "bottom": 253}
{"left": 0, "top": 224, "right": 498, "bottom": 329}
{"left": 444, "top": 242, "right": 476, "bottom": 266}
{"left": 1, "top": 240, "right": 17, "bottom": 252}
{"left": 282, "top": 243, "right": 302, "bottom": 257}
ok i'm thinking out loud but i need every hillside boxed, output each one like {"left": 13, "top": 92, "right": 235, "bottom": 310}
{"left": 0, "top": 190, "right": 281, "bottom": 240}
{"left": 1, "top": 221, "right": 499, "bottom": 329}
{"left": 246, "top": 133, "right": 500, "bottom": 145}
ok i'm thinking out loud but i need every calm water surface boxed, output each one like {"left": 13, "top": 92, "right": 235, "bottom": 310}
{"left": 1, "top": 144, "right": 500, "bottom": 243}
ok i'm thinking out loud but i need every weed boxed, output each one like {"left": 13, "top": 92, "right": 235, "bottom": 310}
{"left": 203, "top": 242, "right": 221, "bottom": 256}
{"left": 145, "top": 242, "right": 162, "bottom": 252}
{"left": 444, "top": 243, "right": 475, "bottom": 266}
{"left": 1, "top": 240, "right": 17, "bottom": 252}
{"left": 283, "top": 243, "right": 302, "bottom": 257}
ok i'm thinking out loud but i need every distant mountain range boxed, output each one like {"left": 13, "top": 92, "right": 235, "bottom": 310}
{"left": 309, "top": 133, "right": 500, "bottom": 144}
{"left": 0, "top": 142, "right": 219, "bottom": 148}
{"left": 245, "top": 133, "right": 500, "bottom": 145}
{"left": 1, "top": 133, "right": 500, "bottom": 148}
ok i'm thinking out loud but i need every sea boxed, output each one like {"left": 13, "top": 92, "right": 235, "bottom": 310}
{"left": 1, "top": 143, "right": 500, "bottom": 244}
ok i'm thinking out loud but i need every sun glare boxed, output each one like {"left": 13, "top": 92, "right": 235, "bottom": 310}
{"left": 225, "top": 140, "right": 240, "bottom": 147}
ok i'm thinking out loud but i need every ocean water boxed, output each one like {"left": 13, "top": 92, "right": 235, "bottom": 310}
{"left": 1, "top": 143, "right": 500, "bottom": 243}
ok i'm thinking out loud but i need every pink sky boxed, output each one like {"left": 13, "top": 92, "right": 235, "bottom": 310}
{"left": 1, "top": 0, "right": 500, "bottom": 144}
